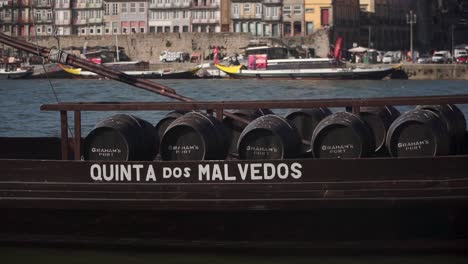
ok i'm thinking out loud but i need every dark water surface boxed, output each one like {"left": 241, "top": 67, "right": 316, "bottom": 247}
{"left": 1, "top": 78, "right": 468, "bottom": 262}
{"left": 1, "top": 78, "right": 468, "bottom": 136}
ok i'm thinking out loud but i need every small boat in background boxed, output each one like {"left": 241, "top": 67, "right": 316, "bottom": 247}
{"left": 0, "top": 57, "right": 34, "bottom": 79}
{"left": 59, "top": 64, "right": 201, "bottom": 79}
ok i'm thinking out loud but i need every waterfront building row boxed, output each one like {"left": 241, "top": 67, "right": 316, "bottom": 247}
{"left": 0, "top": 0, "right": 466, "bottom": 51}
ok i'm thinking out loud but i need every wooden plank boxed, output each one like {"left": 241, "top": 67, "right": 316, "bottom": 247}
{"left": 40, "top": 94, "right": 468, "bottom": 112}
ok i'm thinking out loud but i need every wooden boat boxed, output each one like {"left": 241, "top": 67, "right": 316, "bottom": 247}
{"left": 60, "top": 64, "right": 200, "bottom": 79}
{"left": 0, "top": 59, "right": 34, "bottom": 79}
{"left": 215, "top": 62, "right": 398, "bottom": 80}
{"left": 1, "top": 33, "right": 468, "bottom": 253}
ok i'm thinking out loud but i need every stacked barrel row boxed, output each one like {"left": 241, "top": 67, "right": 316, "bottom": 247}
{"left": 83, "top": 104, "right": 467, "bottom": 161}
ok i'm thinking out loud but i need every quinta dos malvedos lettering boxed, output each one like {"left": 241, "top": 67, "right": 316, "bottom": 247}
{"left": 89, "top": 162, "right": 303, "bottom": 182}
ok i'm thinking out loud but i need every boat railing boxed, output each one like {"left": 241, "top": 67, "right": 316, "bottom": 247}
{"left": 41, "top": 94, "right": 468, "bottom": 161}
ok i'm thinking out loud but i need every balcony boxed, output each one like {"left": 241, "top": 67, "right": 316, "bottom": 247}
{"left": 56, "top": 19, "right": 71, "bottom": 25}
{"left": 191, "top": 3, "right": 219, "bottom": 9}
{"left": 192, "top": 18, "right": 219, "bottom": 24}
{"left": 33, "top": 1, "right": 52, "bottom": 8}
{"left": 73, "top": 18, "right": 103, "bottom": 25}
{"left": 17, "top": 18, "right": 33, "bottom": 24}
{"left": 149, "top": 2, "right": 190, "bottom": 9}
{"left": 263, "top": 15, "right": 281, "bottom": 21}
{"left": 73, "top": 3, "right": 103, "bottom": 9}
{"left": 55, "top": 3, "right": 71, "bottom": 9}
{"left": 263, "top": 0, "right": 282, "bottom": 4}
{"left": 34, "top": 18, "right": 53, "bottom": 24}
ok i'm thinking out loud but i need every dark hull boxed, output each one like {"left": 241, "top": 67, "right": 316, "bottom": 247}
{"left": 1, "top": 137, "right": 468, "bottom": 252}
{"left": 228, "top": 68, "right": 395, "bottom": 80}
{"left": 0, "top": 70, "right": 34, "bottom": 79}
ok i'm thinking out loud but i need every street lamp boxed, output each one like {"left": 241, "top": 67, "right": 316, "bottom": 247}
{"left": 406, "top": 10, "right": 417, "bottom": 62}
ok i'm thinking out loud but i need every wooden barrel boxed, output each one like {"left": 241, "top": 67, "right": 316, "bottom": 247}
{"left": 222, "top": 109, "right": 274, "bottom": 157}
{"left": 84, "top": 114, "right": 158, "bottom": 161}
{"left": 160, "top": 112, "right": 228, "bottom": 161}
{"left": 386, "top": 109, "right": 450, "bottom": 157}
{"left": 285, "top": 108, "right": 332, "bottom": 155}
{"left": 155, "top": 110, "right": 189, "bottom": 140}
{"left": 311, "top": 112, "right": 375, "bottom": 158}
{"left": 359, "top": 106, "right": 400, "bottom": 154}
{"left": 237, "top": 115, "right": 301, "bottom": 160}
{"left": 416, "top": 104, "right": 466, "bottom": 154}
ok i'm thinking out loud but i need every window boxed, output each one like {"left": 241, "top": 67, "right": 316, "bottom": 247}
{"left": 63, "top": 12, "right": 68, "bottom": 20}
{"left": 233, "top": 4, "right": 239, "bottom": 15}
{"left": 81, "top": 28, "right": 86, "bottom": 34}
{"left": 293, "top": 6, "right": 301, "bottom": 15}
{"left": 182, "top": 25, "right": 188, "bottom": 32}
{"left": 112, "top": 4, "right": 118, "bottom": 15}
{"left": 140, "top": 27, "right": 144, "bottom": 33}
{"left": 173, "top": 26, "right": 179, "bottom": 32}
{"left": 97, "top": 28, "right": 101, "bottom": 34}
{"left": 122, "top": 3, "right": 127, "bottom": 13}
{"left": 104, "top": 3, "right": 110, "bottom": 15}
{"left": 210, "top": 10, "right": 215, "bottom": 19}
{"left": 96, "top": 10, "right": 101, "bottom": 18}
{"left": 139, "top": 2, "right": 145, "bottom": 13}
{"left": 106, "top": 28, "right": 110, "bottom": 34}
{"left": 201, "top": 10, "right": 206, "bottom": 19}
{"left": 37, "top": 27, "right": 41, "bottom": 33}
{"left": 283, "top": 5, "right": 291, "bottom": 16}
{"left": 321, "top": 8, "right": 330, "bottom": 26}
{"left": 90, "top": 28, "right": 94, "bottom": 34}
{"left": 157, "top": 26, "right": 163, "bottom": 32}
{"left": 130, "top": 3, "right": 136, "bottom": 13}
{"left": 244, "top": 4, "right": 250, "bottom": 13}
{"left": 305, "top": 8, "right": 314, "bottom": 13}
{"left": 164, "top": 26, "right": 170, "bottom": 32}
{"left": 173, "top": 11, "right": 179, "bottom": 19}
{"left": 255, "top": 4, "right": 261, "bottom": 15}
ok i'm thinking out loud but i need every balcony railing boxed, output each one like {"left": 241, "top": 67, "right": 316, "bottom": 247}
{"left": 55, "top": 19, "right": 71, "bottom": 25}
{"left": 191, "top": 3, "right": 219, "bottom": 9}
{"left": 149, "top": 2, "right": 190, "bottom": 9}
{"left": 263, "top": 0, "right": 282, "bottom": 4}
{"left": 72, "top": 17, "right": 103, "bottom": 25}
{"left": 263, "top": 15, "right": 281, "bottom": 21}
{"left": 73, "top": 3, "right": 103, "bottom": 9}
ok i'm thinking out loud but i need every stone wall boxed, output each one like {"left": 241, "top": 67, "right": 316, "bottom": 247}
{"left": 402, "top": 64, "right": 468, "bottom": 80}
{"left": 32, "top": 31, "right": 331, "bottom": 64}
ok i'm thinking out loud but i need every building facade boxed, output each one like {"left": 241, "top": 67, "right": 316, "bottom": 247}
{"left": 282, "top": 0, "right": 303, "bottom": 37}
{"left": 72, "top": 0, "right": 104, "bottom": 35}
{"left": 230, "top": 0, "right": 282, "bottom": 37}
{"left": 149, "top": 0, "right": 191, "bottom": 33}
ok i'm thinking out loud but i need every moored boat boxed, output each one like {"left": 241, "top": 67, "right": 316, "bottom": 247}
{"left": 0, "top": 58, "right": 34, "bottom": 79}
{"left": 215, "top": 62, "right": 397, "bottom": 80}
{"left": 1, "top": 32, "right": 468, "bottom": 253}
{"left": 60, "top": 64, "right": 200, "bottom": 79}
{"left": 215, "top": 43, "right": 398, "bottom": 80}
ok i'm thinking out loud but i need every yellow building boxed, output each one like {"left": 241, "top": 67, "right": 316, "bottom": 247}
{"left": 304, "top": 0, "right": 360, "bottom": 49}
{"left": 304, "top": 0, "right": 332, "bottom": 35}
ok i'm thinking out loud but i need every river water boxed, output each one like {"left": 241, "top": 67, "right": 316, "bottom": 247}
{"left": 1, "top": 78, "right": 468, "bottom": 262}
{"left": 1, "top": 78, "right": 468, "bottom": 137}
